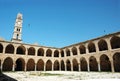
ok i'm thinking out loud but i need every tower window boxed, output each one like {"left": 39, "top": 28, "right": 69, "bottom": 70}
{"left": 17, "top": 34, "right": 19, "bottom": 39}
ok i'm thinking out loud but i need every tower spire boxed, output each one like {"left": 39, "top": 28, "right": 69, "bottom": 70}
{"left": 11, "top": 13, "right": 23, "bottom": 43}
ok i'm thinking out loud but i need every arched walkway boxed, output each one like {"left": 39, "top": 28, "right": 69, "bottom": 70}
{"left": 3, "top": 57, "right": 13, "bottom": 71}
{"left": 88, "top": 42, "right": 96, "bottom": 53}
{"left": 54, "top": 50, "right": 59, "bottom": 57}
{"left": 80, "top": 57, "right": 87, "bottom": 71}
{"left": 66, "top": 49, "right": 70, "bottom": 56}
{"left": 79, "top": 45, "right": 86, "bottom": 54}
{"left": 46, "top": 49, "right": 52, "bottom": 57}
{"left": 15, "top": 58, "right": 25, "bottom": 71}
{"left": 54, "top": 60, "right": 59, "bottom": 70}
{"left": 37, "top": 48, "right": 44, "bottom": 56}
{"left": 0, "top": 43, "right": 3, "bottom": 53}
{"left": 66, "top": 59, "right": 71, "bottom": 71}
{"left": 72, "top": 59, "right": 79, "bottom": 71}
{"left": 61, "top": 60, "right": 65, "bottom": 71}
{"left": 113, "top": 53, "right": 120, "bottom": 72}
{"left": 72, "top": 47, "right": 77, "bottom": 55}
{"left": 5, "top": 44, "right": 14, "bottom": 54}
{"left": 61, "top": 50, "right": 64, "bottom": 57}
{"left": 110, "top": 36, "right": 120, "bottom": 49}
{"left": 46, "top": 60, "right": 52, "bottom": 71}
{"left": 98, "top": 39, "right": 108, "bottom": 51}
{"left": 27, "top": 59, "right": 35, "bottom": 71}
{"left": 100, "top": 54, "right": 111, "bottom": 71}
{"left": 28, "top": 47, "right": 35, "bottom": 55}
{"left": 16, "top": 46, "right": 26, "bottom": 55}
{"left": 89, "top": 56, "right": 98, "bottom": 71}
{"left": 37, "top": 59, "right": 44, "bottom": 71}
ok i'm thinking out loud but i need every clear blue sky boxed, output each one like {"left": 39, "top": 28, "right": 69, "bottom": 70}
{"left": 0, "top": 0, "right": 120, "bottom": 48}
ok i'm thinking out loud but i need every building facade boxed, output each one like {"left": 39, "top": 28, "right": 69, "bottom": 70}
{"left": 0, "top": 13, "right": 120, "bottom": 72}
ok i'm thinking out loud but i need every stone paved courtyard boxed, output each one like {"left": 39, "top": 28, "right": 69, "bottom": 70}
{"left": 3, "top": 71, "right": 120, "bottom": 81}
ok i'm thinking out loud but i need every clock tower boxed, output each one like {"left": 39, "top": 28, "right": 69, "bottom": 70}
{"left": 11, "top": 13, "right": 23, "bottom": 43}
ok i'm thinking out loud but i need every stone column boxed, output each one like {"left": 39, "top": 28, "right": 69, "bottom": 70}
{"left": 87, "top": 60, "right": 90, "bottom": 72}
{"left": 63, "top": 49, "right": 66, "bottom": 57}
{"left": 12, "top": 62, "right": 15, "bottom": 71}
{"left": 97, "top": 61, "right": 101, "bottom": 72}
{"left": 14, "top": 46, "right": 17, "bottom": 55}
{"left": 24, "top": 63, "right": 27, "bottom": 72}
{"left": 76, "top": 46, "right": 80, "bottom": 55}
{"left": 44, "top": 63, "right": 46, "bottom": 71}
{"left": 95, "top": 41, "right": 99, "bottom": 53}
{"left": 52, "top": 64, "right": 54, "bottom": 71}
{"left": 85, "top": 44, "right": 89, "bottom": 54}
{"left": 0, "top": 60, "right": 3, "bottom": 71}
{"left": 59, "top": 61, "right": 61, "bottom": 71}
{"left": 65, "top": 63, "right": 67, "bottom": 71}
{"left": 110, "top": 59, "right": 115, "bottom": 72}
{"left": 71, "top": 63, "right": 73, "bottom": 71}
{"left": 106, "top": 38, "right": 112, "bottom": 51}
{"left": 35, "top": 63, "right": 37, "bottom": 71}
{"left": 78, "top": 63, "right": 81, "bottom": 72}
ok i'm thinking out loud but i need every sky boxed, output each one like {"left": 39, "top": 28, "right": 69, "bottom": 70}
{"left": 0, "top": 0, "right": 120, "bottom": 48}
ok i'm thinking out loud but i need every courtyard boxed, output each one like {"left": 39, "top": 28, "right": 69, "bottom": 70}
{"left": 4, "top": 71, "right": 120, "bottom": 81}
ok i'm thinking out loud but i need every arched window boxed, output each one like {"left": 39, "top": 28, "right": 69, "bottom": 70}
{"left": 66, "top": 49, "right": 70, "bottom": 56}
{"left": 0, "top": 43, "right": 3, "bottom": 53}
{"left": 110, "top": 36, "right": 120, "bottom": 49}
{"left": 98, "top": 39, "right": 108, "bottom": 51}
{"left": 79, "top": 45, "right": 86, "bottom": 54}
{"left": 46, "top": 60, "right": 52, "bottom": 71}
{"left": 72, "top": 59, "right": 78, "bottom": 71}
{"left": 100, "top": 54, "right": 111, "bottom": 71}
{"left": 88, "top": 42, "right": 96, "bottom": 53}
{"left": 27, "top": 59, "right": 35, "bottom": 71}
{"left": 28, "top": 47, "right": 35, "bottom": 55}
{"left": 66, "top": 59, "right": 71, "bottom": 71}
{"left": 80, "top": 57, "right": 87, "bottom": 71}
{"left": 37, "top": 59, "right": 44, "bottom": 71}
{"left": 37, "top": 48, "right": 44, "bottom": 56}
{"left": 89, "top": 56, "right": 98, "bottom": 71}
{"left": 5, "top": 44, "right": 14, "bottom": 54}
{"left": 61, "top": 50, "right": 64, "bottom": 57}
{"left": 54, "top": 60, "right": 59, "bottom": 70}
{"left": 46, "top": 49, "right": 52, "bottom": 57}
{"left": 54, "top": 50, "right": 59, "bottom": 57}
{"left": 16, "top": 46, "right": 26, "bottom": 55}
{"left": 72, "top": 47, "right": 77, "bottom": 55}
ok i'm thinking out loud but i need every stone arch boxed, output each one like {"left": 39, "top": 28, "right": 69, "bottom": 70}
{"left": 37, "top": 48, "right": 44, "bottom": 56}
{"left": 72, "top": 59, "right": 79, "bottom": 71}
{"left": 15, "top": 58, "right": 25, "bottom": 71}
{"left": 89, "top": 56, "right": 98, "bottom": 71}
{"left": 37, "top": 59, "right": 44, "bottom": 71}
{"left": 46, "top": 49, "right": 52, "bottom": 57}
{"left": 98, "top": 39, "right": 108, "bottom": 51}
{"left": 100, "top": 54, "right": 111, "bottom": 71}
{"left": 79, "top": 45, "right": 86, "bottom": 54}
{"left": 72, "top": 47, "right": 77, "bottom": 55}
{"left": 110, "top": 36, "right": 120, "bottom": 49}
{"left": 61, "top": 60, "right": 65, "bottom": 71}
{"left": 66, "top": 59, "right": 71, "bottom": 71}
{"left": 16, "top": 46, "right": 26, "bottom": 55}
{"left": 27, "top": 58, "right": 35, "bottom": 71}
{"left": 46, "top": 60, "right": 52, "bottom": 71}
{"left": 61, "top": 50, "right": 64, "bottom": 57}
{"left": 0, "top": 43, "right": 3, "bottom": 53}
{"left": 54, "top": 60, "right": 59, "bottom": 70}
{"left": 88, "top": 42, "right": 96, "bottom": 53}
{"left": 28, "top": 47, "right": 35, "bottom": 55}
{"left": 66, "top": 49, "right": 70, "bottom": 56}
{"left": 54, "top": 50, "right": 59, "bottom": 57}
{"left": 80, "top": 57, "right": 87, "bottom": 71}
{"left": 113, "top": 52, "right": 120, "bottom": 72}
{"left": 3, "top": 57, "right": 13, "bottom": 71}
{"left": 5, "top": 44, "right": 14, "bottom": 54}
